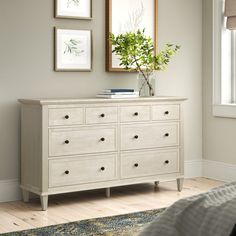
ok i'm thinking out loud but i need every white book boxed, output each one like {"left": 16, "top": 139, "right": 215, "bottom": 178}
{"left": 96, "top": 94, "right": 139, "bottom": 99}
{"left": 100, "top": 91, "right": 139, "bottom": 95}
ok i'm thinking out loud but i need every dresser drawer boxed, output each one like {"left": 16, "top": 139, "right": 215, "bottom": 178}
{"left": 152, "top": 105, "right": 180, "bottom": 121}
{"left": 121, "top": 149, "right": 179, "bottom": 179}
{"left": 49, "top": 127, "right": 117, "bottom": 156}
{"left": 121, "top": 123, "right": 179, "bottom": 151}
{"left": 49, "top": 154, "right": 117, "bottom": 187}
{"left": 85, "top": 107, "right": 118, "bottom": 124}
{"left": 120, "top": 106, "right": 150, "bottom": 122}
{"left": 49, "top": 108, "right": 84, "bottom": 126}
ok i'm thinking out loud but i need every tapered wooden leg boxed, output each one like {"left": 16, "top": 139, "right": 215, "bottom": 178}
{"left": 177, "top": 178, "right": 184, "bottom": 192}
{"left": 154, "top": 181, "right": 160, "bottom": 188}
{"left": 40, "top": 196, "right": 48, "bottom": 211}
{"left": 22, "top": 190, "right": 29, "bottom": 203}
{"left": 106, "top": 188, "right": 110, "bottom": 198}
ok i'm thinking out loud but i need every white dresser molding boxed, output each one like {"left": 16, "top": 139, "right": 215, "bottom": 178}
{"left": 18, "top": 97, "right": 187, "bottom": 210}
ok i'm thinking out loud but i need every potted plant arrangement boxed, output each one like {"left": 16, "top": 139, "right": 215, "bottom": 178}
{"left": 109, "top": 29, "right": 180, "bottom": 97}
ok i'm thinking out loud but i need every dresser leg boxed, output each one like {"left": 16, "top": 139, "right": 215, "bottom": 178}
{"left": 22, "top": 190, "right": 29, "bottom": 202}
{"left": 106, "top": 188, "right": 111, "bottom": 198}
{"left": 154, "top": 181, "right": 160, "bottom": 188}
{"left": 177, "top": 178, "right": 184, "bottom": 192}
{"left": 40, "top": 196, "right": 48, "bottom": 211}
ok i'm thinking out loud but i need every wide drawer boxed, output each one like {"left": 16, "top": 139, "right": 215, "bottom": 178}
{"left": 121, "top": 123, "right": 179, "bottom": 151}
{"left": 121, "top": 149, "right": 179, "bottom": 179}
{"left": 120, "top": 105, "right": 150, "bottom": 122}
{"left": 152, "top": 105, "right": 180, "bottom": 121}
{"left": 85, "top": 107, "right": 118, "bottom": 124}
{"left": 49, "top": 127, "right": 117, "bottom": 156}
{"left": 49, "top": 107, "right": 84, "bottom": 126}
{"left": 49, "top": 154, "right": 117, "bottom": 187}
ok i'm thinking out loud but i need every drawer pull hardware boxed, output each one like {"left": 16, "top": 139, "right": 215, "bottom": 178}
{"left": 65, "top": 115, "right": 70, "bottom": 119}
{"left": 65, "top": 140, "right": 70, "bottom": 144}
{"left": 164, "top": 133, "right": 169, "bottom": 137}
{"left": 101, "top": 167, "right": 105, "bottom": 171}
{"left": 134, "top": 112, "right": 139, "bottom": 116}
{"left": 100, "top": 114, "right": 105, "bottom": 118}
{"left": 134, "top": 163, "right": 139, "bottom": 167}
{"left": 65, "top": 170, "right": 70, "bottom": 175}
{"left": 164, "top": 111, "right": 169, "bottom": 115}
{"left": 134, "top": 135, "right": 139, "bottom": 139}
{"left": 100, "top": 137, "right": 105, "bottom": 142}
{"left": 164, "top": 160, "right": 169, "bottom": 164}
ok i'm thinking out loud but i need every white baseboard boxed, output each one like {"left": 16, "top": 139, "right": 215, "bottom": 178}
{"left": 0, "top": 179, "right": 21, "bottom": 203}
{"left": 1, "top": 160, "right": 235, "bottom": 203}
{"left": 203, "top": 160, "right": 236, "bottom": 182}
{"left": 184, "top": 160, "right": 203, "bottom": 178}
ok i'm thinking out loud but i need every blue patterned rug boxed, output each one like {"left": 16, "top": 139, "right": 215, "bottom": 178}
{"left": 2, "top": 208, "right": 165, "bottom": 236}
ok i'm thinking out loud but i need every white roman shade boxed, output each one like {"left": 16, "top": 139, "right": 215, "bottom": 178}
{"left": 225, "top": 0, "right": 236, "bottom": 30}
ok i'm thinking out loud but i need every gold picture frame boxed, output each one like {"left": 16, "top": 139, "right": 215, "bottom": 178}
{"left": 106, "top": 0, "right": 158, "bottom": 72}
{"left": 55, "top": 0, "right": 92, "bottom": 20}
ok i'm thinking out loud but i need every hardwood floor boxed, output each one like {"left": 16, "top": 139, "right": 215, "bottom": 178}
{"left": 0, "top": 178, "right": 223, "bottom": 233}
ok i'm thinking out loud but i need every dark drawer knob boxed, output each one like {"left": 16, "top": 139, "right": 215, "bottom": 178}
{"left": 65, "top": 115, "right": 70, "bottom": 119}
{"left": 100, "top": 114, "right": 105, "bottom": 118}
{"left": 65, "top": 140, "right": 70, "bottom": 144}
{"left": 164, "top": 111, "right": 169, "bottom": 115}
{"left": 65, "top": 170, "right": 70, "bottom": 175}
{"left": 134, "top": 112, "right": 139, "bottom": 116}
{"left": 164, "top": 133, "right": 169, "bottom": 137}
{"left": 134, "top": 135, "right": 139, "bottom": 139}
{"left": 134, "top": 163, "right": 139, "bottom": 167}
{"left": 100, "top": 137, "right": 105, "bottom": 142}
{"left": 164, "top": 160, "right": 169, "bottom": 164}
{"left": 101, "top": 167, "right": 105, "bottom": 171}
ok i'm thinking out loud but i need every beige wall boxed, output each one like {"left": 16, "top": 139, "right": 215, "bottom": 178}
{"left": 0, "top": 0, "right": 203, "bottom": 181}
{"left": 203, "top": 0, "right": 236, "bottom": 165}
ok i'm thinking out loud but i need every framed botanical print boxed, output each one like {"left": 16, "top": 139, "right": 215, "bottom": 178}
{"left": 55, "top": 0, "right": 92, "bottom": 20}
{"left": 106, "top": 0, "right": 158, "bottom": 72}
{"left": 54, "top": 28, "right": 92, "bottom": 71}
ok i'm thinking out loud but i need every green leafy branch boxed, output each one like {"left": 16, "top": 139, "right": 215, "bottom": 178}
{"left": 109, "top": 29, "right": 180, "bottom": 95}
{"left": 64, "top": 39, "right": 84, "bottom": 57}
{"left": 67, "top": 0, "right": 80, "bottom": 8}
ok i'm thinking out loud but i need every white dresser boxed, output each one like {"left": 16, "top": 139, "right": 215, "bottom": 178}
{"left": 19, "top": 97, "right": 186, "bottom": 210}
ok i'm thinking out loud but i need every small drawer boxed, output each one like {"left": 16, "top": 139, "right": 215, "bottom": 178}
{"left": 49, "top": 127, "right": 117, "bottom": 156}
{"left": 120, "top": 106, "right": 150, "bottom": 122}
{"left": 49, "top": 154, "right": 117, "bottom": 187}
{"left": 121, "top": 123, "right": 179, "bottom": 151}
{"left": 121, "top": 149, "right": 179, "bottom": 179}
{"left": 49, "top": 108, "right": 83, "bottom": 126}
{"left": 152, "top": 105, "right": 180, "bottom": 121}
{"left": 85, "top": 107, "right": 118, "bottom": 124}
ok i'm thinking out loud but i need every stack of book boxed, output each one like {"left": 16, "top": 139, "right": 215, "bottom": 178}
{"left": 96, "top": 89, "right": 139, "bottom": 99}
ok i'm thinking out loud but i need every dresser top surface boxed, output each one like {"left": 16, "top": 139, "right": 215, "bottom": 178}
{"left": 18, "top": 96, "right": 187, "bottom": 105}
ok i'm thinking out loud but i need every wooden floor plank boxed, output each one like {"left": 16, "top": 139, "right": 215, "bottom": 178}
{"left": 0, "top": 178, "right": 223, "bottom": 233}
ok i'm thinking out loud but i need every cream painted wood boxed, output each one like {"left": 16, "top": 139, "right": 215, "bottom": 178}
{"left": 121, "top": 149, "right": 179, "bottom": 179}
{"left": 49, "top": 154, "right": 117, "bottom": 187}
{"left": 120, "top": 123, "right": 179, "bottom": 151}
{"left": 152, "top": 104, "right": 180, "bottom": 121}
{"left": 85, "top": 107, "right": 118, "bottom": 124}
{"left": 49, "top": 127, "right": 117, "bottom": 156}
{"left": 19, "top": 97, "right": 186, "bottom": 210}
{"left": 120, "top": 105, "right": 151, "bottom": 122}
{"left": 177, "top": 178, "right": 184, "bottom": 192}
{"left": 49, "top": 107, "right": 84, "bottom": 126}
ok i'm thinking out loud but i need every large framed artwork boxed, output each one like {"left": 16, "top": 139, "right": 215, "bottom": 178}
{"left": 54, "top": 28, "right": 92, "bottom": 71}
{"left": 55, "top": 0, "right": 92, "bottom": 20}
{"left": 106, "top": 0, "right": 158, "bottom": 72}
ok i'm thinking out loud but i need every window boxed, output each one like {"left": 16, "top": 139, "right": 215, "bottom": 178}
{"left": 213, "top": 0, "right": 236, "bottom": 117}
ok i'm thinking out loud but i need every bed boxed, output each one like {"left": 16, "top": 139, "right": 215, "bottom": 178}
{"left": 139, "top": 182, "right": 236, "bottom": 236}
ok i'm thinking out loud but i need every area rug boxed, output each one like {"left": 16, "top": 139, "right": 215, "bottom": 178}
{"left": 2, "top": 208, "right": 165, "bottom": 236}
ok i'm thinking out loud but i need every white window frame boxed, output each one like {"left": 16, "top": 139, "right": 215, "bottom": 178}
{"left": 212, "top": 0, "right": 236, "bottom": 118}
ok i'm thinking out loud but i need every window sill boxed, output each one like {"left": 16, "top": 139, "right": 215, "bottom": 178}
{"left": 213, "top": 104, "right": 236, "bottom": 118}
